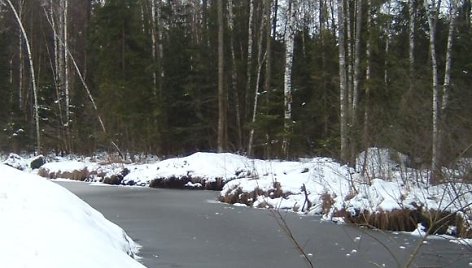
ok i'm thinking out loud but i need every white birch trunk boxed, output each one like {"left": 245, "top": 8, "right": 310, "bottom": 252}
{"left": 437, "top": 0, "right": 458, "bottom": 174}
{"left": 64, "top": 0, "right": 70, "bottom": 126}
{"left": 42, "top": 6, "right": 123, "bottom": 157}
{"left": 248, "top": 0, "right": 269, "bottom": 156}
{"left": 346, "top": 1, "right": 353, "bottom": 114}
{"left": 5, "top": 0, "right": 41, "bottom": 153}
{"left": 441, "top": 1, "right": 458, "bottom": 115}
{"left": 408, "top": 0, "right": 416, "bottom": 93}
{"left": 58, "top": 0, "right": 65, "bottom": 117}
{"left": 352, "top": 0, "right": 362, "bottom": 115}
{"left": 282, "top": 0, "right": 296, "bottom": 157}
{"left": 362, "top": 0, "right": 372, "bottom": 175}
{"left": 245, "top": 0, "right": 255, "bottom": 122}
{"left": 424, "top": 0, "right": 441, "bottom": 183}
{"left": 17, "top": 0, "right": 24, "bottom": 110}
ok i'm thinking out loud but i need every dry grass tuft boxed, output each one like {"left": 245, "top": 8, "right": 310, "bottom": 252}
{"left": 38, "top": 167, "right": 89, "bottom": 181}
{"left": 344, "top": 208, "right": 472, "bottom": 238}
{"left": 321, "top": 192, "right": 335, "bottom": 215}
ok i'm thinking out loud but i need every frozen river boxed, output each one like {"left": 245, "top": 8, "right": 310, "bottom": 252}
{"left": 57, "top": 181, "right": 471, "bottom": 268}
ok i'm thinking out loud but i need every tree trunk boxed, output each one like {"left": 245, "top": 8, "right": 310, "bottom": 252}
{"left": 346, "top": 0, "right": 353, "bottom": 115}
{"left": 217, "top": 0, "right": 226, "bottom": 153}
{"left": 150, "top": 0, "right": 158, "bottom": 95}
{"left": 228, "top": 0, "right": 243, "bottom": 151}
{"left": 282, "top": 0, "right": 296, "bottom": 158}
{"left": 437, "top": 0, "right": 458, "bottom": 174}
{"left": 245, "top": 0, "right": 255, "bottom": 126}
{"left": 441, "top": 1, "right": 457, "bottom": 115}
{"left": 248, "top": 0, "right": 269, "bottom": 156}
{"left": 6, "top": 0, "right": 41, "bottom": 153}
{"left": 264, "top": 0, "right": 272, "bottom": 158}
{"left": 320, "top": 0, "right": 329, "bottom": 137}
{"left": 18, "top": 0, "right": 24, "bottom": 111}
{"left": 64, "top": 0, "right": 71, "bottom": 152}
{"left": 64, "top": 0, "right": 69, "bottom": 125}
{"left": 338, "top": 0, "right": 348, "bottom": 163}
{"left": 362, "top": 0, "right": 372, "bottom": 175}
{"left": 351, "top": 0, "right": 362, "bottom": 163}
{"left": 42, "top": 5, "right": 123, "bottom": 158}
{"left": 408, "top": 0, "right": 416, "bottom": 95}
{"left": 424, "top": 0, "right": 441, "bottom": 183}
{"left": 352, "top": 0, "right": 362, "bottom": 115}
{"left": 272, "top": 0, "right": 278, "bottom": 39}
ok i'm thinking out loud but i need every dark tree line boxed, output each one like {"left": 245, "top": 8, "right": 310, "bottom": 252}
{"left": 0, "top": 0, "right": 471, "bottom": 176}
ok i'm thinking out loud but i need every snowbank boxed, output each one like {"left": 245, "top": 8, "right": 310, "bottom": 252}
{"left": 38, "top": 161, "right": 94, "bottom": 181}
{"left": 0, "top": 164, "right": 145, "bottom": 268}
{"left": 123, "top": 152, "right": 255, "bottom": 189}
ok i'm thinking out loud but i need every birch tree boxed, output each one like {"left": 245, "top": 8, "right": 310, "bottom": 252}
{"left": 17, "top": 0, "right": 24, "bottom": 111}
{"left": 42, "top": 4, "right": 123, "bottom": 157}
{"left": 437, "top": 0, "right": 459, "bottom": 180}
{"left": 352, "top": 0, "right": 362, "bottom": 117}
{"left": 424, "top": 0, "right": 440, "bottom": 182}
{"left": 245, "top": 0, "right": 255, "bottom": 125}
{"left": 248, "top": 0, "right": 269, "bottom": 156}
{"left": 4, "top": 0, "right": 41, "bottom": 153}
{"left": 408, "top": 0, "right": 416, "bottom": 95}
{"left": 424, "top": 0, "right": 459, "bottom": 183}
{"left": 282, "top": 0, "right": 296, "bottom": 157}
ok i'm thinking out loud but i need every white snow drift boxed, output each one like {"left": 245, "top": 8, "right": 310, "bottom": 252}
{"left": 0, "top": 164, "right": 145, "bottom": 268}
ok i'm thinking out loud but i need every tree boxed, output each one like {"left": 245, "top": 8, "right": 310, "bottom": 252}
{"left": 408, "top": 0, "right": 416, "bottom": 96}
{"left": 217, "top": 0, "right": 226, "bottom": 152}
{"left": 338, "top": 0, "right": 348, "bottom": 163}
{"left": 248, "top": 0, "right": 270, "bottom": 156}
{"left": 282, "top": 0, "right": 296, "bottom": 157}
{"left": 4, "top": 0, "right": 41, "bottom": 154}
{"left": 424, "top": 0, "right": 460, "bottom": 183}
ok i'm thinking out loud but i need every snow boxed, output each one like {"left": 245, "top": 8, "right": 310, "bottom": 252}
{"left": 0, "top": 164, "right": 145, "bottom": 268}
{"left": 3, "top": 153, "right": 29, "bottom": 170}
{"left": 41, "top": 160, "right": 93, "bottom": 173}
{"left": 123, "top": 152, "right": 254, "bottom": 185}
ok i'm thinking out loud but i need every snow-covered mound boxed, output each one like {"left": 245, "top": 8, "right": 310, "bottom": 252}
{"left": 220, "top": 157, "right": 352, "bottom": 213}
{"left": 3, "top": 153, "right": 29, "bottom": 171}
{"left": 123, "top": 152, "right": 262, "bottom": 188}
{"left": 38, "top": 161, "right": 95, "bottom": 181}
{"left": 355, "top": 147, "right": 410, "bottom": 179}
{"left": 0, "top": 164, "right": 145, "bottom": 268}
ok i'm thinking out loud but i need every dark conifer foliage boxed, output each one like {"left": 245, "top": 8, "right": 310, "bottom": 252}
{"left": 0, "top": 0, "right": 470, "bottom": 167}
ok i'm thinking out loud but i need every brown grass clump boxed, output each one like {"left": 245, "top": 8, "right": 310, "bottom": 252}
{"left": 218, "top": 187, "right": 265, "bottom": 206}
{"left": 320, "top": 192, "right": 335, "bottom": 215}
{"left": 203, "top": 178, "right": 224, "bottom": 190}
{"left": 38, "top": 167, "right": 89, "bottom": 181}
{"left": 149, "top": 176, "right": 191, "bottom": 189}
{"left": 344, "top": 208, "right": 472, "bottom": 238}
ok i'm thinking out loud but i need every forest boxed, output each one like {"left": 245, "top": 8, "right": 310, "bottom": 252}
{"left": 0, "top": 0, "right": 470, "bottom": 178}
